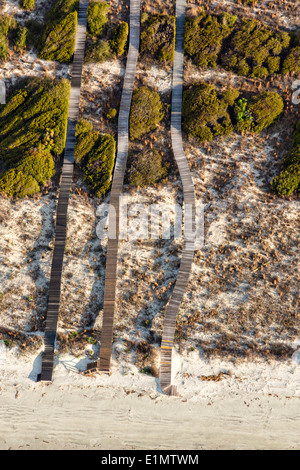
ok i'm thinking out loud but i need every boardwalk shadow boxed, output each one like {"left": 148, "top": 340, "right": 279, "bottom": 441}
{"left": 28, "top": 351, "right": 42, "bottom": 381}
{"left": 25, "top": 196, "right": 56, "bottom": 333}
{"left": 77, "top": 232, "right": 107, "bottom": 330}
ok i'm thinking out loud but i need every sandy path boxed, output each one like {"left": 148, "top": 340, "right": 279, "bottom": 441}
{"left": 0, "top": 382, "right": 299, "bottom": 450}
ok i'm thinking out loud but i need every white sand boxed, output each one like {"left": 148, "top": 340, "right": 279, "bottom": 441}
{"left": 0, "top": 345, "right": 299, "bottom": 450}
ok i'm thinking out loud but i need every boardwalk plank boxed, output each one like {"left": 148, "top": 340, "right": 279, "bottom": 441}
{"left": 159, "top": 0, "right": 196, "bottom": 396}
{"left": 38, "top": 0, "right": 89, "bottom": 382}
{"left": 97, "top": 0, "right": 140, "bottom": 373}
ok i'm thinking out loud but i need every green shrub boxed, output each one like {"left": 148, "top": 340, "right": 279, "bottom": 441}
{"left": 19, "top": 0, "right": 35, "bottom": 10}
{"left": 271, "top": 163, "right": 300, "bottom": 196}
{"left": 222, "top": 88, "right": 240, "bottom": 106}
{"left": 0, "top": 168, "right": 40, "bottom": 198}
{"left": 110, "top": 21, "right": 128, "bottom": 56}
{"left": 14, "top": 25, "right": 28, "bottom": 52}
{"left": 75, "top": 119, "right": 116, "bottom": 197}
{"left": 222, "top": 18, "right": 290, "bottom": 77}
{"left": 141, "top": 14, "right": 175, "bottom": 63}
{"left": 14, "top": 147, "right": 55, "bottom": 185}
{"left": 182, "top": 83, "right": 282, "bottom": 141}
{"left": 85, "top": 38, "right": 111, "bottom": 63}
{"left": 38, "top": 0, "right": 78, "bottom": 60}
{"left": 43, "top": 0, "right": 78, "bottom": 27}
{"left": 0, "top": 78, "right": 70, "bottom": 165}
{"left": 251, "top": 65, "right": 269, "bottom": 78}
{"left": 233, "top": 92, "right": 283, "bottom": 133}
{"left": 0, "top": 146, "right": 55, "bottom": 198}
{"left": 87, "top": 1, "right": 109, "bottom": 37}
{"left": 129, "top": 86, "right": 164, "bottom": 140}
{"left": 25, "top": 19, "right": 44, "bottom": 50}
{"left": 184, "top": 12, "right": 236, "bottom": 68}
{"left": 0, "top": 14, "right": 17, "bottom": 61}
{"left": 182, "top": 82, "right": 235, "bottom": 142}
{"left": 0, "top": 78, "right": 69, "bottom": 198}
{"left": 248, "top": 91, "right": 284, "bottom": 133}
{"left": 0, "top": 14, "right": 17, "bottom": 36}
{"left": 83, "top": 133, "right": 116, "bottom": 197}
{"left": 281, "top": 46, "right": 300, "bottom": 75}
{"left": 127, "top": 149, "right": 169, "bottom": 187}
{"left": 265, "top": 55, "right": 281, "bottom": 74}
{"left": 234, "top": 97, "right": 253, "bottom": 123}
{"left": 272, "top": 124, "right": 300, "bottom": 196}
{"left": 40, "top": 12, "right": 77, "bottom": 63}
{"left": 0, "top": 33, "right": 9, "bottom": 61}
{"left": 106, "top": 108, "right": 117, "bottom": 120}
{"left": 74, "top": 119, "right": 99, "bottom": 164}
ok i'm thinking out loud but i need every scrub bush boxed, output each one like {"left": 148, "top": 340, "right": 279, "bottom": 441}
{"left": 19, "top": 0, "right": 35, "bottom": 10}
{"left": 0, "top": 78, "right": 70, "bottom": 165}
{"left": 184, "top": 12, "right": 236, "bottom": 68}
{"left": 75, "top": 119, "right": 116, "bottom": 197}
{"left": 127, "top": 149, "right": 169, "bottom": 187}
{"left": 182, "top": 82, "right": 235, "bottom": 142}
{"left": 272, "top": 123, "right": 300, "bottom": 196}
{"left": 40, "top": 12, "right": 77, "bottom": 63}
{"left": 87, "top": 1, "right": 109, "bottom": 37}
{"left": 129, "top": 86, "right": 164, "bottom": 141}
{"left": 141, "top": 14, "right": 175, "bottom": 63}
{"left": 221, "top": 18, "right": 290, "bottom": 77}
{"left": 110, "top": 21, "right": 128, "bottom": 56}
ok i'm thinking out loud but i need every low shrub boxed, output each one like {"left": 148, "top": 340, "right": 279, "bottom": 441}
{"left": 222, "top": 88, "right": 240, "bottom": 106}
{"left": 184, "top": 12, "right": 236, "bottom": 68}
{"left": 38, "top": 0, "right": 79, "bottom": 62}
{"left": 0, "top": 33, "right": 9, "bottom": 61}
{"left": 0, "top": 14, "right": 17, "bottom": 61}
{"left": 0, "top": 146, "right": 55, "bottom": 198}
{"left": 182, "top": 82, "right": 235, "bottom": 142}
{"left": 272, "top": 124, "right": 300, "bottom": 196}
{"left": 248, "top": 91, "right": 284, "bottom": 133}
{"left": 281, "top": 46, "right": 300, "bottom": 75}
{"left": 40, "top": 12, "right": 77, "bottom": 63}
{"left": 129, "top": 86, "right": 164, "bottom": 140}
{"left": 0, "top": 14, "right": 17, "bottom": 37}
{"left": 110, "top": 21, "right": 128, "bottom": 56}
{"left": 74, "top": 119, "right": 99, "bottom": 164}
{"left": 0, "top": 78, "right": 69, "bottom": 198}
{"left": 0, "top": 168, "right": 40, "bottom": 198}
{"left": 221, "top": 18, "right": 290, "bottom": 77}
{"left": 0, "top": 78, "right": 70, "bottom": 165}
{"left": 127, "top": 149, "right": 169, "bottom": 187}
{"left": 183, "top": 83, "right": 283, "bottom": 142}
{"left": 19, "top": 0, "right": 35, "bottom": 10}
{"left": 14, "top": 146, "right": 55, "bottom": 186}
{"left": 14, "top": 25, "right": 28, "bottom": 52}
{"left": 75, "top": 119, "right": 116, "bottom": 197}
{"left": 83, "top": 133, "right": 116, "bottom": 197}
{"left": 87, "top": 1, "right": 109, "bottom": 37}
{"left": 140, "top": 14, "right": 175, "bottom": 63}
{"left": 106, "top": 107, "right": 117, "bottom": 120}
{"left": 85, "top": 38, "right": 111, "bottom": 63}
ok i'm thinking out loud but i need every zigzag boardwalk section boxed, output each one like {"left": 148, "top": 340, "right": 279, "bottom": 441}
{"left": 159, "top": 0, "right": 196, "bottom": 396}
{"left": 85, "top": 0, "right": 141, "bottom": 375}
{"left": 38, "top": 0, "right": 89, "bottom": 382}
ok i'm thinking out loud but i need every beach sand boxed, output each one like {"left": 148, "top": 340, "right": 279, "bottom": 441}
{"left": 0, "top": 346, "right": 299, "bottom": 450}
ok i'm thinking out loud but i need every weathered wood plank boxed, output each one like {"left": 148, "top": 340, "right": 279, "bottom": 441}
{"left": 38, "top": 0, "right": 89, "bottom": 382}
{"left": 159, "top": 0, "right": 196, "bottom": 396}
{"left": 97, "top": 0, "right": 141, "bottom": 373}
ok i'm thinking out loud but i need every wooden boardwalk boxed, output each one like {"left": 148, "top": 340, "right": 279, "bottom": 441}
{"left": 159, "top": 0, "right": 196, "bottom": 396}
{"left": 92, "top": 0, "right": 141, "bottom": 373}
{"left": 38, "top": 0, "right": 89, "bottom": 382}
